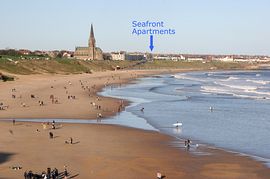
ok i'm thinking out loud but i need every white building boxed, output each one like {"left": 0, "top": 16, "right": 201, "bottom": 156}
{"left": 111, "top": 52, "right": 126, "bottom": 61}
{"left": 215, "top": 56, "right": 234, "bottom": 62}
{"left": 233, "top": 58, "right": 248, "bottom": 62}
{"left": 187, "top": 57, "right": 204, "bottom": 61}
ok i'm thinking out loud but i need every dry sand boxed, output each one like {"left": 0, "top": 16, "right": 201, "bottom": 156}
{"left": 0, "top": 70, "right": 269, "bottom": 178}
{"left": 0, "top": 70, "right": 168, "bottom": 119}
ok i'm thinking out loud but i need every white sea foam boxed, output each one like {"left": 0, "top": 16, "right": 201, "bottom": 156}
{"left": 201, "top": 86, "right": 269, "bottom": 100}
{"left": 200, "top": 86, "right": 238, "bottom": 96}
{"left": 201, "top": 82, "right": 270, "bottom": 100}
{"left": 215, "top": 82, "right": 258, "bottom": 91}
{"left": 246, "top": 79, "right": 270, "bottom": 85}
{"left": 250, "top": 90, "right": 270, "bottom": 97}
{"left": 222, "top": 76, "right": 239, "bottom": 81}
{"left": 176, "top": 72, "right": 270, "bottom": 100}
{"left": 173, "top": 74, "right": 206, "bottom": 82}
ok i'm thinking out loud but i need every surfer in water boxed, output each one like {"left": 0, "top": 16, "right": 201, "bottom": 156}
{"left": 140, "top": 107, "right": 144, "bottom": 112}
{"left": 174, "top": 121, "right": 182, "bottom": 128}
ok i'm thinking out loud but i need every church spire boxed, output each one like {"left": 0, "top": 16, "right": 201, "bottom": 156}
{"left": 90, "top": 24, "right": 94, "bottom": 39}
{"left": 89, "top": 24, "right": 96, "bottom": 48}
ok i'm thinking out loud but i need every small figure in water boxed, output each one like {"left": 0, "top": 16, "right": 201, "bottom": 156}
{"left": 140, "top": 107, "right": 144, "bottom": 112}
{"left": 209, "top": 106, "right": 213, "bottom": 112}
{"left": 185, "top": 139, "right": 191, "bottom": 149}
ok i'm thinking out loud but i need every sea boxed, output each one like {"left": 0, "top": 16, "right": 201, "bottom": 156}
{"left": 100, "top": 70, "right": 270, "bottom": 167}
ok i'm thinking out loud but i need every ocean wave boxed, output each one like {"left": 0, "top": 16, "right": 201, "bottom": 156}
{"left": 246, "top": 79, "right": 270, "bottom": 85}
{"left": 149, "top": 86, "right": 161, "bottom": 92}
{"left": 201, "top": 86, "right": 234, "bottom": 94}
{"left": 201, "top": 85, "right": 270, "bottom": 100}
{"left": 173, "top": 74, "right": 206, "bottom": 82}
{"left": 250, "top": 90, "right": 270, "bottom": 97}
{"left": 222, "top": 76, "right": 239, "bottom": 81}
{"left": 172, "top": 74, "right": 188, "bottom": 79}
{"left": 214, "top": 82, "right": 258, "bottom": 91}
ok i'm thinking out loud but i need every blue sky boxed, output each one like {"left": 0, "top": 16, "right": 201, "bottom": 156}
{"left": 1, "top": 0, "right": 270, "bottom": 55}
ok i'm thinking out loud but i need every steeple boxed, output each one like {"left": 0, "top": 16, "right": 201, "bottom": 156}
{"left": 89, "top": 24, "right": 96, "bottom": 48}
{"left": 90, "top": 24, "right": 94, "bottom": 39}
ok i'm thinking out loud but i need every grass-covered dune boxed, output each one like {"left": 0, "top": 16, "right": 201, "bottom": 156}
{"left": 0, "top": 56, "right": 260, "bottom": 75}
{"left": 0, "top": 58, "right": 141, "bottom": 75}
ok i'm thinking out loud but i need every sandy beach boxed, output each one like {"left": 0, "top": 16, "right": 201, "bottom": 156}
{"left": 0, "top": 70, "right": 270, "bottom": 178}
{"left": 0, "top": 121, "right": 269, "bottom": 179}
{"left": 0, "top": 70, "right": 170, "bottom": 119}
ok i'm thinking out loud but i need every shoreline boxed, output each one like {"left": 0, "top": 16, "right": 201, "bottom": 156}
{"left": 0, "top": 120, "right": 269, "bottom": 178}
{"left": 99, "top": 73, "right": 270, "bottom": 169}
{"left": 0, "top": 69, "right": 270, "bottom": 178}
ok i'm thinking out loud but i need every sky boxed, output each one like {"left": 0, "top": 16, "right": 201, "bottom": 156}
{"left": 1, "top": 0, "right": 270, "bottom": 55}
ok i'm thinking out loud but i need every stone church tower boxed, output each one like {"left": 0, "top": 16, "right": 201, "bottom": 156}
{"left": 74, "top": 24, "right": 103, "bottom": 60}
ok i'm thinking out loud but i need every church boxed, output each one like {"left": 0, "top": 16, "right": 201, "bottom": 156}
{"left": 74, "top": 24, "right": 103, "bottom": 60}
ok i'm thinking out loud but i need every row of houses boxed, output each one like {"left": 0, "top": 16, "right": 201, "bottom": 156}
{"left": 2, "top": 49, "right": 270, "bottom": 63}
{"left": 12, "top": 49, "right": 75, "bottom": 58}
{"left": 152, "top": 54, "right": 270, "bottom": 63}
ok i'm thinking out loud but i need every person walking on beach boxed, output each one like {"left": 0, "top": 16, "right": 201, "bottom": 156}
{"left": 49, "top": 132, "right": 53, "bottom": 139}
{"left": 157, "top": 171, "right": 162, "bottom": 179}
{"left": 47, "top": 167, "right": 51, "bottom": 178}
{"left": 64, "top": 166, "right": 68, "bottom": 179}
{"left": 70, "top": 137, "right": 73, "bottom": 144}
{"left": 12, "top": 119, "right": 15, "bottom": 126}
{"left": 54, "top": 168, "right": 58, "bottom": 178}
{"left": 24, "top": 171, "right": 27, "bottom": 179}
{"left": 52, "top": 120, "right": 56, "bottom": 129}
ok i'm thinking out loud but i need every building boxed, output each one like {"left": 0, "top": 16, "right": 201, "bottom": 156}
{"left": 214, "top": 56, "right": 234, "bottom": 62}
{"left": 74, "top": 24, "right": 103, "bottom": 60}
{"left": 19, "top": 49, "right": 32, "bottom": 55}
{"left": 187, "top": 57, "right": 204, "bottom": 61}
{"left": 111, "top": 52, "right": 126, "bottom": 60}
{"left": 126, "top": 53, "right": 146, "bottom": 61}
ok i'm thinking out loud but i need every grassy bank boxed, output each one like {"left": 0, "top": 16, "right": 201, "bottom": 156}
{"left": 0, "top": 58, "right": 140, "bottom": 75}
{"left": 0, "top": 57, "right": 260, "bottom": 75}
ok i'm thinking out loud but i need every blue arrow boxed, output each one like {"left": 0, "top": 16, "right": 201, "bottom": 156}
{"left": 149, "top": 35, "right": 154, "bottom": 51}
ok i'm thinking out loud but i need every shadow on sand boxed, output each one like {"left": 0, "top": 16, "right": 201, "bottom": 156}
{"left": 0, "top": 152, "right": 14, "bottom": 165}
{"left": 0, "top": 152, "right": 15, "bottom": 179}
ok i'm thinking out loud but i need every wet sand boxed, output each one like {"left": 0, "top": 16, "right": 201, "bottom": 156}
{"left": 0, "top": 121, "right": 269, "bottom": 179}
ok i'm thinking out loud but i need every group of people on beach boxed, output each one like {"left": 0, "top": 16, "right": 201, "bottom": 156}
{"left": 67, "top": 95, "right": 76, "bottom": 100}
{"left": 42, "top": 121, "right": 56, "bottom": 130}
{"left": 0, "top": 102, "right": 8, "bottom": 110}
{"left": 24, "top": 167, "right": 68, "bottom": 179}
{"left": 65, "top": 137, "right": 73, "bottom": 144}
{"left": 91, "top": 102, "right": 102, "bottom": 110}
{"left": 38, "top": 101, "right": 45, "bottom": 106}
{"left": 49, "top": 95, "right": 59, "bottom": 104}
